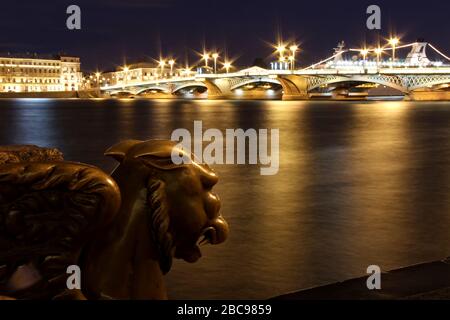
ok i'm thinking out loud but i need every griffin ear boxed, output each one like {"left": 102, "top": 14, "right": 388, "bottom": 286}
{"left": 104, "top": 140, "right": 143, "bottom": 163}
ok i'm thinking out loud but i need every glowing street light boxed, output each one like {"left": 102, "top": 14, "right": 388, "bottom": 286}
{"left": 389, "top": 37, "right": 400, "bottom": 66}
{"left": 374, "top": 47, "right": 383, "bottom": 66}
{"left": 276, "top": 44, "right": 286, "bottom": 62}
{"left": 288, "top": 55, "right": 295, "bottom": 71}
{"left": 223, "top": 61, "right": 232, "bottom": 74}
{"left": 168, "top": 59, "right": 175, "bottom": 75}
{"left": 183, "top": 67, "right": 192, "bottom": 76}
{"left": 159, "top": 60, "right": 166, "bottom": 77}
{"left": 202, "top": 53, "right": 210, "bottom": 68}
{"left": 212, "top": 53, "right": 219, "bottom": 74}
{"left": 289, "top": 45, "right": 298, "bottom": 70}
{"left": 360, "top": 48, "right": 369, "bottom": 61}
{"left": 181, "top": 63, "right": 192, "bottom": 77}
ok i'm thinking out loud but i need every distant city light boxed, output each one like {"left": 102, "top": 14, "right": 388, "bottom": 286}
{"left": 235, "top": 89, "right": 243, "bottom": 96}
{"left": 389, "top": 37, "right": 400, "bottom": 46}
{"left": 202, "top": 53, "right": 210, "bottom": 68}
{"left": 212, "top": 53, "right": 219, "bottom": 73}
{"left": 360, "top": 49, "right": 369, "bottom": 60}
{"left": 277, "top": 45, "right": 286, "bottom": 53}
{"left": 223, "top": 61, "right": 232, "bottom": 73}
{"left": 389, "top": 37, "right": 400, "bottom": 64}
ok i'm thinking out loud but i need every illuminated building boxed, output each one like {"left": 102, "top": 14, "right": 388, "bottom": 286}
{"left": 0, "top": 54, "right": 82, "bottom": 92}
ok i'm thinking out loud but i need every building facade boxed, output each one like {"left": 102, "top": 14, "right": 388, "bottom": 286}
{"left": 0, "top": 54, "right": 83, "bottom": 92}
{"left": 99, "top": 62, "right": 194, "bottom": 88}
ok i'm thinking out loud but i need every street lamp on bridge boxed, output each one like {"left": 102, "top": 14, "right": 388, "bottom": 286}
{"left": 389, "top": 37, "right": 400, "bottom": 67}
{"left": 290, "top": 45, "right": 298, "bottom": 70}
{"left": 374, "top": 47, "right": 383, "bottom": 66}
{"left": 159, "top": 60, "right": 166, "bottom": 77}
{"left": 202, "top": 53, "right": 210, "bottom": 68}
{"left": 288, "top": 56, "right": 295, "bottom": 71}
{"left": 212, "top": 53, "right": 219, "bottom": 74}
{"left": 168, "top": 59, "right": 175, "bottom": 76}
{"left": 276, "top": 45, "right": 286, "bottom": 62}
{"left": 360, "top": 48, "right": 369, "bottom": 61}
{"left": 223, "top": 61, "right": 232, "bottom": 74}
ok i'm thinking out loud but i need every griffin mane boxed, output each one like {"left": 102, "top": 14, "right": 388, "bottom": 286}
{"left": 146, "top": 179, "right": 173, "bottom": 275}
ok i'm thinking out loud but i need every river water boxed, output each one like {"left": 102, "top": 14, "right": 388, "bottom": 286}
{"left": 1, "top": 98, "right": 450, "bottom": 299}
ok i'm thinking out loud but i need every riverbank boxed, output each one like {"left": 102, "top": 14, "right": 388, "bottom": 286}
{"left": 273, "top": 258, "right": 450, "bottom": 300}
{"left": 0, "top": 90, "right": 100, "bottom": 99}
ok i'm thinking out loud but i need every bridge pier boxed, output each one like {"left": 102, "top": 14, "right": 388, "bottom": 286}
{"left": 203, "top": 78, "right": 233, "bottom": 100}
{"left": 407, "top": 90, "right": 450, "bottom": 101}
{"left": 277, "top": 75, "right": 310, "bottom": 100}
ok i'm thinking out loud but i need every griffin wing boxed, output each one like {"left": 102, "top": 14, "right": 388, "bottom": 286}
{"left": 0, "top": 162, "right": 121, "bottom": 299}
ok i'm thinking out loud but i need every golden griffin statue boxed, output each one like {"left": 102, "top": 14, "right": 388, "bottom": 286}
{"left": 0, "top": 141, "right": 229, "bottom": 300}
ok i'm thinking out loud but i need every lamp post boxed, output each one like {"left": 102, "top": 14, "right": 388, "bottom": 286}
{"left": 223, "top": 61, "right": 232, "bottom": 74}
{"left": 289, "top": 45, "right": 298, "bottom": 71}
{"left": 203, "top": 53, "right": 210, "bottom": 69}
{"left": 288, "top": 56, "right": 295, "bottom": 71}
{"left": 279, "top": 56, "right": 287, "bottom": 70}
{"left": 277, "top": 45, "right": 286, "bottom": 62}
{"left": 360, "top": 49, "right": 369, "bottom": 61}
{"left": 375, "top": 48, "right": 383, "bottom": 67}
{"left": 159, "top": 60, "right": 166, "bottom": 78}
{"left": 168, "top": 59, "right": 175, "bottom": 76}
{"left": 389, "top": 37, "right": 399, "bottom": 67}
{"left": 212, "top": 53, "right": 219, "bottom": 74}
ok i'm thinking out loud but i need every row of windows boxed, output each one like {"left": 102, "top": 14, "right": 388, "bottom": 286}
{"left": 0, "top": 68, "right": 60, "bottom": 74}
{"left": 1, "top": 85, "right": 62, "bottom": 92}
{"left": 0, "top": 60, "right": 60, "bottom": 66}
{"left": 0, "top": 78, "right": 61, "bottom": 84}
{"left": 61, "top": 58, "right": 79, "bottom": 63}
{"left": 62, "top": 67, "right": 78, "bottom": 73}
{"left": 1, "top": 68, "right": 78, "bottom": 73}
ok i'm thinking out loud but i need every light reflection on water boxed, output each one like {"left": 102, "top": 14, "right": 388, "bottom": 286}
{"left": 1, "top": 98, "right": 450, "bottom": 299}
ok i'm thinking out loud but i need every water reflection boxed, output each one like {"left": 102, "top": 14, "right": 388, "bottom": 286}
{"left": 1, "top": 98, "right": 450, "bottom": 299}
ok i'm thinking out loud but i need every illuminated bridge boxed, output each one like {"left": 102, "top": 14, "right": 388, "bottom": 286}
{"left": 100, "top": 42, "right": 450, "bottom": 101}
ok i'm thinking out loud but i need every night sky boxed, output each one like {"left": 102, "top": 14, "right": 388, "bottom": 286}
{"left": 1, "top": 0, "right": 449, "bottom": 72}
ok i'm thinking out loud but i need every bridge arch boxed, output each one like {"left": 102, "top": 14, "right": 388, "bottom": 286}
{"left": 229, "top": 78, "right": 281, "bottom": 91}
{"left": 172, "top": 82, "right": 207, "bottom": 93}
{"left": 308, "top": 75, "right": 409, "bottom": 94}
{"left": 108, "top": 89, "right": 135, "bottom": 95}
{"left": 135, "top": 86, "right": 170, "bottom": 95}
{"left": 403, "top": 75, "right": 450, "bottom": 91}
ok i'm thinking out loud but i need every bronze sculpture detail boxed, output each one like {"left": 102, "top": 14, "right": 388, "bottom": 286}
{"left": 0, "top": 141, "right": 229, "bottom": 300}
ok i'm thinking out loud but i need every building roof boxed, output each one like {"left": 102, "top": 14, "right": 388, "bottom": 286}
{"left": 0, "top": 52, "right": 78, "bottom": 60}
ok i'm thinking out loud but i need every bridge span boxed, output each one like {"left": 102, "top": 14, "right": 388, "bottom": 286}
{"left": 101, "top": 42, "right": 450, "bottom": 101}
